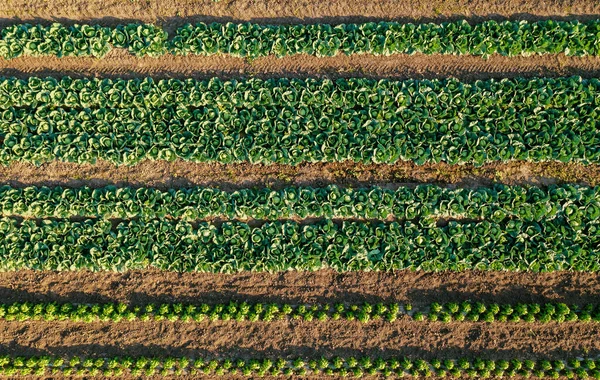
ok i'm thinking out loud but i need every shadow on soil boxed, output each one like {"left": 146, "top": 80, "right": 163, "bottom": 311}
{"left": 1, "top": 342, "right": 598, "bottom": 361}
{"left": 1, "top": 274, "right": 599, "bottom": 307}
{"left": 0, "top": 285, "right": 398, "bottom": 305}
{"left": 407, "top": 285, "right": 600, "bottom": 307}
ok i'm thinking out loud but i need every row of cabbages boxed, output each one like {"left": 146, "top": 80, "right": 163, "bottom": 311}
{"left": 0, "top": 76, "right": 598, "bottom": 165}
{"left": 1, "top": 20, "right": 600, "bottom": 59}
{"left": 0, "top": 355, "right": 598, "bottom": 378}
{"left": 0, "top": 76, "right": 595, "bottom": 109}
{"left": 0, "top": 217, "right": 597, "bottom": 272}
{"left": 0, "top": 184, "right": 598, "bottom": 223}
{"left": 1, "top": 299, "right": 596, "bottom": 324}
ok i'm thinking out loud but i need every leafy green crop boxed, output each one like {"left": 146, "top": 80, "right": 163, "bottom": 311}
{"left": 0, "top": 184, "right": 598, "bottom": 224}
{"left": 0, "top": 23, "right": 166, "bottom": 58}
{"left": 0, "top": 355, "right": 597, "bottom": 377}
{"left": 0, "top": 300, "right": 597, "bottom": 324}
{"left": 0, "top": 76, "right": 598, "bottom": 165}
{"left": 2, "top": 20, "right": 600, "bottom": 59}
{"left": 0, "top": 217, "right": 597, "bottom": 272}
{"left": 416, "top": 301, "right": 595, "bottom": 323}
{"left": 170, "top": 20, "right": 600, "bottom": 58}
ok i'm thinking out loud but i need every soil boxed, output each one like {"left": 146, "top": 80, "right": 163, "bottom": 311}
{"left": 0, "top": 270, "right": 598, "bottom": 307}
{"left": 1, "top": 319, "right": 600, "bottom": 361}
{"left": 0, "top": 160, "right": 597, "bottom": 192}
{"left": 1, "top": 0, "right": 600, "bottom": 29}
{"left": 1, "top": 52, "right": 600, "bottom": 81}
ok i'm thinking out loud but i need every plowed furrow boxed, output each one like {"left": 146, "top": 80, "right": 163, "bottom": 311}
{"left": 0, "top": 321, "right": 598, "bottom": 360}
{"left": 0, "top": 270, "right": 598, "bottom": 306}
{"left": 1, "top": 0, "right": 600, "bottom": 28}
{"left": 0, "top": 160, "right": 598, "bottom": 192}
{"left": 2, "top": 52, "right": 600, "bottom": 81}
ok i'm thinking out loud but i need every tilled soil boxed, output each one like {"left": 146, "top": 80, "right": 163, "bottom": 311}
{"left": 0, "top": 270, "right": 598, "bottom": 306}
{"left": 1, "top": 0, "right": 599, "bottom": 28}
{"left": 0, "top": 160, "right": 597, "bottom": 191}
{"left": 1, "top": 320, "right": 600, "bottom": 361}
{"left": 2, "top": 52, "right": 600, "bottom": 81}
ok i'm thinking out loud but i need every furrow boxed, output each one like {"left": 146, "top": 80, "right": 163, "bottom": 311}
{"left": 2, "top": 52, "right": 600, "bottom": 81}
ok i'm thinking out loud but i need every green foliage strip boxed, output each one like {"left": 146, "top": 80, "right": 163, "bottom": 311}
{"left": 0, "top": 300, "right": 597, "bottom": 324}
{"left": 2, "top": 19, "right": 600, "bottom": 59}
{"left": 0, "top": 183, "right": 598, "bottom": 224}
{"left": 0, "top": 217, "right": 598, "bottom": 272}
{"left": 0, "top": 355, "right": 598, "bottom": 378}
{"left": 1, "top": 76, "right": 599, "bottom": 165}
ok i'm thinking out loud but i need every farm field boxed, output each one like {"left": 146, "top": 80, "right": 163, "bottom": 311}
{"left": 0, "top": 0, "right": 600, "bottom": 378}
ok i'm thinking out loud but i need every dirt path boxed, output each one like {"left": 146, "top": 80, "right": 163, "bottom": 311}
{"left": 1, "top": 270, "right": 598, "bottom": 306}
{"left": 1, "top": 319, "right": 599, "bottom": 361}
{"left": 1, "top": 52, "right": 600, "bottom": 81}
{"left": 1, "top": 0, "right": 599, "bottom": 29}
{"left": 0, "top": 160, "right": 597, "bottom": 191}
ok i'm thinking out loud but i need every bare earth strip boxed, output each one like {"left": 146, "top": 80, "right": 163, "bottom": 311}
{"left": 0, "top": 0, "right": 599, "bottom": 28}
{"left": 2, "top": 52, "right": 600, "bottom": 81}
{"left": 0, "top": 160, "right": 597, "bottom": 191}
{"left": 0, "top": 270, "right": 598, "bottom": 306}
{"left": 0, "top": 319, "right": 599, "bottom": 361}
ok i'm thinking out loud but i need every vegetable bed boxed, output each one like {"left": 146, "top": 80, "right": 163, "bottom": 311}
{"left": 0, "top": 76, "right": 598, "bottom": 165}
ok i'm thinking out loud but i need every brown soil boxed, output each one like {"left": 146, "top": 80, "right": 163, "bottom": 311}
{"left": 1, "top": 270, "right": 598, "bottom": 307}
{"left": 0, "top": 160, "right": 597, "bottom": 191}
{"left": 1, "top": 51, "right": 600, "bottom": 81}
{"left": 1, "top": 319, "right": 599, "bottom": 361}
{"left": 0, "top": 0, "right": 599, "bottom": 29}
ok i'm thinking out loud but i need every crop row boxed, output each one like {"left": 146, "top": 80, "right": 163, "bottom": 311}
{"left": 1, "top": 300, "right": 597, "bottom": 324}
{"left": 0, "top": 76, "right": 598, "bottom": 165}
{"left": 0, "top": 355, "right": 598, "bottom": 378}
{"left": 1, "top": 108, "right": 590, "bottom": 165}
{"left": 0, "top": 184, "right": 597, "bottom": 224}
{"left": 0, "top": 103, "right": 594, "bottom": 165}
{"left": 0, "top": 75, "right": 595, "bottom": 110}
{"left": 2, "top": 20, "right": 600, "bottom": 59}
{"left": 0, "top": 217, "right": 597, "bottom": 272}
